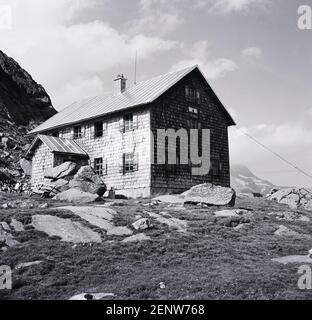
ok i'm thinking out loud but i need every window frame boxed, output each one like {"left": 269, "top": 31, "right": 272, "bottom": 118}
{"left": 94, "top": 121, "right": 103, "bottom": 138}
{"left": 74, "top": 126, "right": 82, "bottom": 139}
{"left": 185, "top": 86, "right": 201, "bottom": 104}
{"left": 123, "top": 152, "right": 138, "bottom": 173}
{"left": 211, "top": 159, "right": 221, "bottom": 177}
{"left": 94, "top": 157, "right": 104, "bottom": 176}
{"left": 124, "top": 113, "right": 134, "bottom": 132}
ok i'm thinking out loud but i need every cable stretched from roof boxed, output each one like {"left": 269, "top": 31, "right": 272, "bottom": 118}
{"left": 235, "top": 126, "right": 312, "bottom": 182}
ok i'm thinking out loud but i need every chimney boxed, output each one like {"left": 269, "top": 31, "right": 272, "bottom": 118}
{"left": 114, "top": 74, "right": 127, "bottom": 95}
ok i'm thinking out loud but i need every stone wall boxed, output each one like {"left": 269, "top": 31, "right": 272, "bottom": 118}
{"left": 150, "top": 69, "right": 231, "bottom": 194}
{"left": 31, "top": 142, "right": 53, "bottom": 186}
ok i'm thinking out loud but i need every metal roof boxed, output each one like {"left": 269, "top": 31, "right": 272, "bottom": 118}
{"left": 25, "top": 134, "right": 88, "bottom": 158}
{"left": 30, "top": 65, "right": 235, "bottom": 133}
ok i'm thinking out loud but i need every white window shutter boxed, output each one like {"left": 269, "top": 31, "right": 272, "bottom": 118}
{"left": 133, "top": 114, "right": 139, "bottom": 130}
{"left": 119, "top": 117, "right": 125, "bottom": 133}
{"left": 134, "top": 152, "right": 139, "bottom": 171}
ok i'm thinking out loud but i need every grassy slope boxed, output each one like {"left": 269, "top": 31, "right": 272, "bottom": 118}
{"left": 1, "top": 193, "right": 312, "bottom": 300}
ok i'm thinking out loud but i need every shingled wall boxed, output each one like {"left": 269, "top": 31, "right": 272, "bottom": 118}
{"left": 150, "top": 69, "right": 231, "bottom": 194}
{"left": 54, "top": 108, "right": 152, "bottom": 198}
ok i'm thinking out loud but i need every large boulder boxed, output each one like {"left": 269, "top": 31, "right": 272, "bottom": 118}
{"left": 53, "top": 188, "right": 99, "bottom": 204}
{"left": 182, "top": 183, "right": 236, "bottom": 206}
{"left": 50, "top": 178, "right": 70, "bottom": 193}
{"left": 32, "top": 215, "right": 102, "bottom": 243}
{"left": 267, "top": 188, "right": 312, "bottom": 211}
{"left": 69, "top": 166, "right": 107, "bottom": 196}
{"left": 19, "top": 158, "right": 32, "bottom": 176}
{"left": 44, "top": 161, "right": 76, "bottom": 180}
{"left": 132, "top": 218, "right": 152, "bottom": 231}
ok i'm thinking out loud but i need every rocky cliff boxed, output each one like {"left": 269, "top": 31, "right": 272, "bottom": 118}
{"left": 0, "top": 50, "right": 57, "bottom": 187}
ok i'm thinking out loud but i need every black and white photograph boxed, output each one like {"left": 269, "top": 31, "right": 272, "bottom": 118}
{"left": 0, "top": 0, "right": 312, "bottom": 308}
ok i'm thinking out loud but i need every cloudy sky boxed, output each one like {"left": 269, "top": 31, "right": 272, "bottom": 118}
{"left": 0, "top": 0, "right": 311, "bottom": 187}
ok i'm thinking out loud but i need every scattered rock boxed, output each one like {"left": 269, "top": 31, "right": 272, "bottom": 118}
{"left": 50, "top": 179, "right": 70, "bottom": 193}
{"left": 152, "top": 195, "right": 184, "bottom": 205}
{"left": 159, "top": 282, "right": 166, "bottom": 289}
{"left": 267, "top": 187, "right": 312, "bottom": 211}
{"left": 44, "top": 161, "right": 76, "bottom": 180}
{"left": 122, "top": 233, "right": 151, "bottom": 243}
{"left": 269, "top": 211, "right": 310, "bottom": 222}
{"left": 53, "top": 188, "right": 99, "bottom": 204}
{"left": 0, "top": 221, "right": 11, "bottom": 231}
{"left": 38, "top": 203, "right": 48, "bottom": 209}
{"left": 234, "top": 223, "right": 250, "bottom": 231}
{"left": 132, "top": 218, "right": 152, "bottom": 231}
{"left": 15, "top": 261, "right": 43, "bottom": 270}
{"left": 272, "top": 255, "right": 312, "bottom": 265}
{"left": 147, "top": 212, "right": 187, "bottom": 233}
{"left": 69, "top": 293, "right": 115, "bottom": 300}
{"left": 19, "top": 158, "right": 32, "bottom": 176}
{"left": 70, "top": 166, "right": 107, "bottom": 196}
{"left": 10, "top": 219, "right": 25, "bottom": 232}
{"left": 32, "top": 215, "right": 102, "bottom": 243}
{"left": 182, "top": 183, "right": 236, "bottom": 206}
{"left": 107, "top": 226, "right": 133, "bottom": 236}
{"left": 215, "top": 209, "right": 250, "bottom": 218}
{"left": 0, "top": 224, "right": 20, "bottom": 247}
{"left": 274, "top": 225, "right": 301, "bottom": 237}
{"left": 57, "top": 206, "right": 116, "bottom": 231}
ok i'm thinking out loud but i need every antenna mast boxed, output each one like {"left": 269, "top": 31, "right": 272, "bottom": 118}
{"left": 134, "top": 50, "right": 138, "bottom": 85}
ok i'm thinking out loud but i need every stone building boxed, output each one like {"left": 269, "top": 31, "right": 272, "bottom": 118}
{"left": 26, "top": 65, "right": 235, "bottom": 198}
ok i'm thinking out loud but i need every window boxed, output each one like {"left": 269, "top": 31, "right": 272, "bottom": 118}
{"left": 185, "top": 86, "right": 200, "bottom": 104}
{"left": 124, "top": 114, "right": 133, "bottom": 132}
{"left": 188, "top": 106, "right": 198, "bottom": 115}
{"left": 94, "top": 121, "right": 103, "bottom": 138}
{"left": 211, "top": 159, "right": 221, "bottom": 176}
{"left": 123, "top": 153, "right": 138, "bottom": 173}
{"left": 74, "top": 126, "right": 82, "bottom": 139}
{"left": 94, "top": 158, "right": 103, "bottom": 176}
{"left": 187, "top": 118, "right": 201, "bottom": 129}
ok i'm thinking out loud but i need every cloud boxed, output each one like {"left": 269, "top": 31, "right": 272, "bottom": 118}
{"left": 229, "top": 121, "right": 312, "bottom": 186}
{"left": 208, "top": 0, "right": 268, "bottom": 13}
{"left": 171, "top": 41, "right": 237, "bottom": 79}
{"left": 0, "top": 0, "right": 177, "bottom": 109}
{"left": 127, "top": 0, "right": 184, "bottom": 36}
{"left": 242, "top": 47, "right": 262, "bottom": 59}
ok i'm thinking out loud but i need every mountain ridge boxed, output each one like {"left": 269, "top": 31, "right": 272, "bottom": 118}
{"left": 231, "top": 164, "right": 275, "bottom": 196}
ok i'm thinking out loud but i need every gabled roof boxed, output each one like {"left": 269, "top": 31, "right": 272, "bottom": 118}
{"left": 30, "top": 65, "right": 235, "bottom": 134}
{"left": 25, "top": 134, "right": 88, "bottom": 158}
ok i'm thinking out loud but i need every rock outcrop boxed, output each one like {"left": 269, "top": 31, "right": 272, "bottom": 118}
{"left": 182, "top": 183, "right": 236, "bottom": 206}
{"left": 31, "top": 215, "right": 102, "bottom": 243}
{"left": 267, "top": 188, "right": 312, "bottom": 211}
{"left": 69, "top": 166, "right": 107, "bottom": 196}
{"left": 44, "top": 161, "right": 76, "bottom": 180}
{"left": 0, "top": 50, "right": 57, "bottom": 189}
{"left": 53, "top": 188, "right": 100, "bottom": 204}
{"left": 0, "top": 50, "right": 56, "bottom": 125}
